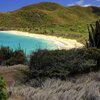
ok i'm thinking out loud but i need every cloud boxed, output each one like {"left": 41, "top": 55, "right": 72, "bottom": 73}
{"left": 76, "top": 0, "right": 84, "bottom": 5}
{"left": 67, "top": 0, "right": 91, "bottom": 7}
{"left": 82, "top": 4, "right": 91, "bottom": 7}
{"left": 67, "top": 3, "right": 75, "bottom": 6}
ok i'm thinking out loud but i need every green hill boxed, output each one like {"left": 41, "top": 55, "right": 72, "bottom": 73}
{"left": 0, "top": 2, "right": 100, "bottom": 42}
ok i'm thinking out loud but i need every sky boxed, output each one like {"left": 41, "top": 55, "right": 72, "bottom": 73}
{"left": 0, "top": 0, "right": 100, "bottom": 12}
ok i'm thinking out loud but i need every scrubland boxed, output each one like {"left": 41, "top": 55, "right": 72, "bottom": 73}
{"left": 9, "top": 71, "right": 100, "bottom": 100}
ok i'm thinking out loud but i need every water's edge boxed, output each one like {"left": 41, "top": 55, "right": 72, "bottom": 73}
{"left": 0, "top": 32, "right": 58, "bottom": 55}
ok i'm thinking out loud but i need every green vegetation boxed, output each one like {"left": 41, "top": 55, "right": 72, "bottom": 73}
{"left": 0, "top": 46, "right": 27, "bottom": 66}
{"left": 10, "top": 20, "right": 100, "bottom": 84}
{"left": 15, "top": 18, "right": 100, "bottom": 83}
{"left": 0, "top": 2, "right": 100, "bottom": 42}
{"left": 86, "top": 20, "right": 100, "bottom": 48}
{"left": 0, "top": 2, "right": 100, "bottom": 99}
{"left": 30, "top": 48, "right": 100, "bottom": 74}
{"left": 0, "top": 76, "right": 8, "bottom": 100}
{"left": 17, "top": 48, "right": 100, "bottom": 85}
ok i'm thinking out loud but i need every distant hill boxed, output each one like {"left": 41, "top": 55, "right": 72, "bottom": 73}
{"left": 0, "top": 2, "right": 100, "bottom": 42}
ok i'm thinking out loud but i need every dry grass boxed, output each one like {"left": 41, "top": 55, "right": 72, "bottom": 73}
{"left": 8, "top": 96, "right": 24, "bottom": 100}
{"left": 0, "top": 65, "right": 99, "bottom": 100}
{"left": 9, "top": 71, "right": 100, "bottom": 100}
{"left": 0, "top": 65, "right": 27, "bottom": 87}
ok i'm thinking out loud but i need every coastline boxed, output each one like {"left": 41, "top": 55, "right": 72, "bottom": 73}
{"left": 0, "top": 30, "right": 84, "bottom": 50}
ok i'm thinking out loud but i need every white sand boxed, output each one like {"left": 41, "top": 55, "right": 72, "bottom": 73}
{"left": 0, "top": 30, "right": 84, "bottom": 50}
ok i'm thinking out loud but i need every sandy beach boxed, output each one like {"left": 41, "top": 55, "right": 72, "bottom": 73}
{"left": 0, "top": 30, "right": 84, "bottom": 50}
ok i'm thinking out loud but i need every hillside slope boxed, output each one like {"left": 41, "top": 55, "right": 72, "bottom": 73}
{"left": 0, "top": 2, "right": 100, "bottom": 42}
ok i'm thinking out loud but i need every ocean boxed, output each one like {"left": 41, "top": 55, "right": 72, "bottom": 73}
{"left": 0, "top": 32, "right": 57, "bottom": 55}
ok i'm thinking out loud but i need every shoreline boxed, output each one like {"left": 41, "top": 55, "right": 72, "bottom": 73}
{"left": 0, "top": 30, "right": 84, "bottom": 50}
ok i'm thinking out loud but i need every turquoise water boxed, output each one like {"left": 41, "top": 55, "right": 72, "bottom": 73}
{"left": 0, "top": 32, "right": 57, "bottom": 55}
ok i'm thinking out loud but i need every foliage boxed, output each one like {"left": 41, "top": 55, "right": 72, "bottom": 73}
{"left": 0, "top": 47, "right": 13, "bottom": 65}
{"left": 18, "top": 48, "right": 100, "bottom": 84}
{"left": 0, "top": 76, "right": 8, "bottom": 100}
{"left": 86, "top": 20, "right": 100, "bottom": 48}
{"left": 0, "top": 46, "right": 27, "bottom": 66}
{"left": 21, "top": 2, "right": 64, "bottom": 11}
{"left": 30, "top": 49, "right": 98, "bottom": 75}
{"left": 85, "top": 48, "right": 100, "bottom": 67}
{"left": 0, "top": 2, "right": 100, "bottom": 42}
{"left": 29, "top": 50, "right": 70, "bottom": 79}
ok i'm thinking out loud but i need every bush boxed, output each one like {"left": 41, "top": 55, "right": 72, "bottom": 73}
{"left": 0, "top": 46, "right": 27, "bottom": 66}
{"left": 85, "top": 48, "right": 100, "bottom": 68}
{"left": 29, "top": 50, "right": 70, "bottom": 78}
{"left": 13, "top": 49, "right": 27, "bottom": 65}
{"left": 30, "top": 49, "right": 98, "bottom": 75}
{"left": 18, "top": 48, "right": 98, "bottom": 83}
{"left": 0, "top": 47, "right": 13, "bottom": 65}
{"left": 0, "top": 76, "right": 8, "bottom": 100}
{"left": 15, "top": 48, "right": 100, "bottom": 87}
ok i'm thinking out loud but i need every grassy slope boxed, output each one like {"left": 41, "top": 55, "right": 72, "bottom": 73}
{"left": 0, "top": 2, "right": 100, "bottom": 42}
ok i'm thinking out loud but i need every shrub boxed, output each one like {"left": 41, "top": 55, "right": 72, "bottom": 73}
{"left": 15, "top": 47, "right": 100, "bottom": 86}
{"left": 30, "top": 49, "right": 98, "bottom": 75}
{"left": 29, "top": 50, "right": 70, "bottom": 78}
{"left": 18, "top": 48, "right": 98, "bottom": 83}
{"left": 85, "top": 48, "right": 100, "bottom": 67}
{"left": 0, "top": 76, "right": 8, "bottom": 100}
{"left": 0, "top": 46, "right": 27, "bottom": 66}
{"left": 13, "top": 49, "right": 27, "bottom": 65}
{"left": 0, "top": 47, "right": 13, "bottom": 65}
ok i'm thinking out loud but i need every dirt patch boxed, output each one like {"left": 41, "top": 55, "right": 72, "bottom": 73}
{"left": 0, "top": 65, "right": 27, "bottom": 87}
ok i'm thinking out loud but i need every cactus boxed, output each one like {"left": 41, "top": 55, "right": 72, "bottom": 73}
{"left": 86, "top": 20, "right": 100, "bottom": 48}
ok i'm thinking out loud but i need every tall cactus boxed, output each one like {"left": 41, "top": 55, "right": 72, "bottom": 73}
{"left": 86, "top": 20, "right": 100, "bottom": 48}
